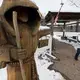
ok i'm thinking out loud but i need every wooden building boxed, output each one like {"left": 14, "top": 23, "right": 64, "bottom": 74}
{"left": 44, "top": 11, "right": 80, "bottom": 32}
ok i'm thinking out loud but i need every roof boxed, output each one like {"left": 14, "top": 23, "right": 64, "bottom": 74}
{"left": 45, "top": 11, "right": 80, "bottom": 23}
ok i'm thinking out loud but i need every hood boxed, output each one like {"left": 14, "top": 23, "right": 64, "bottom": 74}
{"left": 0, "top": 0, "right": 40, "bottom": 15}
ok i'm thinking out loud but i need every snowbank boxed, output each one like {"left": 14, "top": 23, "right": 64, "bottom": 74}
{"left": 34, "top": 46, "right": 66, "bottom": 80}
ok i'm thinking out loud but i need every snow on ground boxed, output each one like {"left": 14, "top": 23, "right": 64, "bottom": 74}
{"left": 0, "top": 67, "right": 7, "bottom": 80}
{"left": 34, "top": 46, "right": 66, "bottom": 80}
{"left": 39, "top": 26, "right": 50, "bottom": 30}
{"left": 54, "top": 32, "right": 80, "bottom": 37}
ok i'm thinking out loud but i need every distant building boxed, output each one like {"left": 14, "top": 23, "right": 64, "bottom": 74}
{"left": 41, "top": 11, "right": 80, "bottom": 32}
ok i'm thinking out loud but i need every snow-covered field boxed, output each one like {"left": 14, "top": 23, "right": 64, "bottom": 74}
{"left": 0, "top": 32, "right": 80, "bottom": 80}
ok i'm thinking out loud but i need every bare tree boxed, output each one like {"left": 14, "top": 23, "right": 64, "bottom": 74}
{"left": 68, "top": 0, "right": 80, "bottom": 7}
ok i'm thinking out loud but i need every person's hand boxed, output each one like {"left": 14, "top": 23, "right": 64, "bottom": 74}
{"left": 10, "top": 48, "right": 27, "bottom": 60}
{"left": 17, "top": 48, "right": 27, "bottom": 59}
{"left": 0, "top": 61, "right": 6, "bottom": 69}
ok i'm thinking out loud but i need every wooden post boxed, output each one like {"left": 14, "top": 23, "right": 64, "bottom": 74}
{"left": 76, "top": 21, "right": 79, "bottom": 32}
{"left": 50, "top": 17, "right": 55, "bottom": 55}
{"left": 13, "top": 11, "right": 26, "bottom": 80}
{"left": 62, "top": 22, "right": 66, "bottom": 38}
